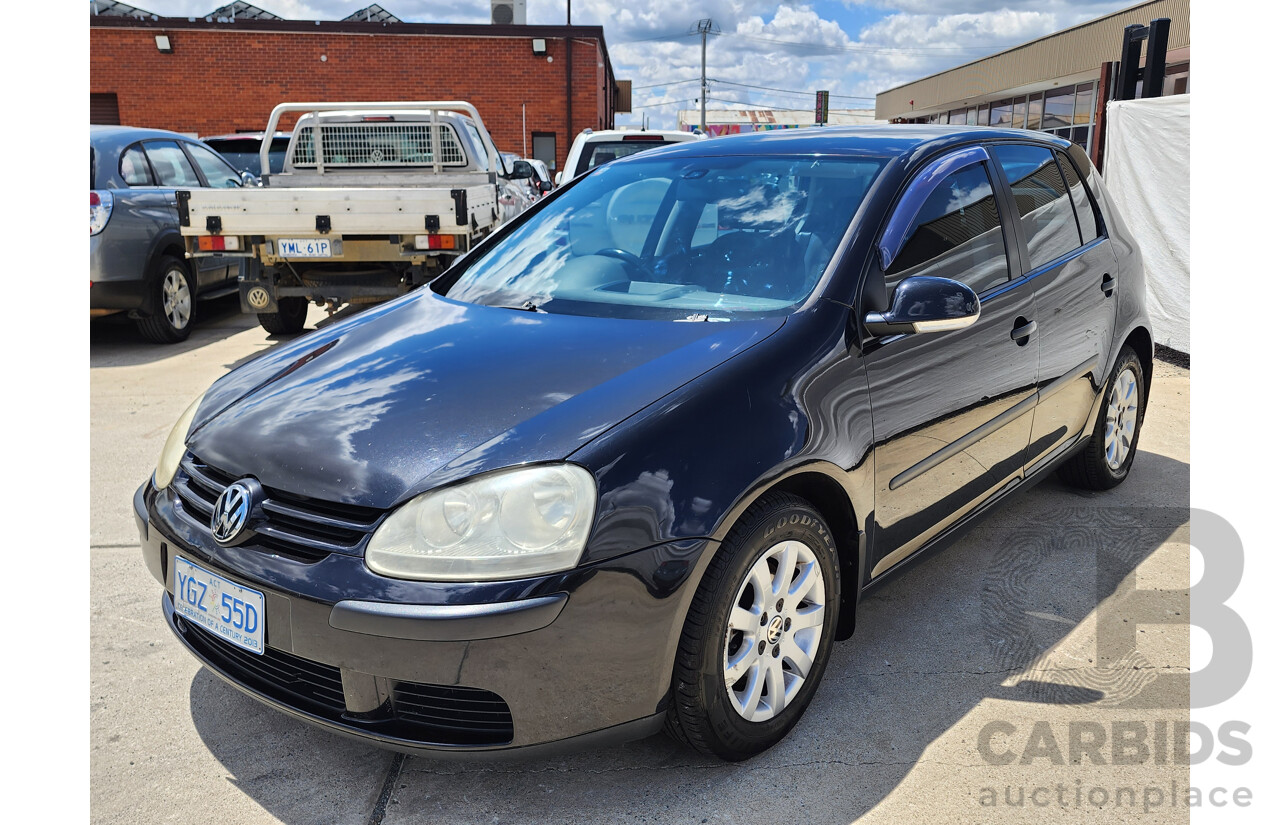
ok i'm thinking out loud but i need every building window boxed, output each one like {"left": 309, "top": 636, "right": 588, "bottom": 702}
{"left": 1073, "top": 83, "right": 1095, "bottom": 125}
{"left": 990, "top": 99, "right": 1013, "bottom": 128}
{"left": 1026, "top": 92, "right": 1044, "bottom": 130}
{"left": 1012, "top": 96, "right": 1028, "bottom": 129}
{"left": 1043, "top": 87, "right": 1074, "bottom": 129}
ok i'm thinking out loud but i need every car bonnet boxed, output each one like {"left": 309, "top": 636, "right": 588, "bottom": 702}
{"left": 185, "top": 290, "right": 783, "bottom": 509}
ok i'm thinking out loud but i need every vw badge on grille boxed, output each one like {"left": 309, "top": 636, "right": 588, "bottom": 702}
{"left": 211, "top": 480, "right": 255, "bottom": 544}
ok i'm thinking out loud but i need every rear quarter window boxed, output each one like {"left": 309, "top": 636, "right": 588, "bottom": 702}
{"left": 120, "top": 144, "right": 154, "bottom": 186}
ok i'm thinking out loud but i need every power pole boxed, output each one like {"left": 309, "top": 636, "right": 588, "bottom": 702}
{"left": 694, "top": 19, "right": 718, "bottom": 132}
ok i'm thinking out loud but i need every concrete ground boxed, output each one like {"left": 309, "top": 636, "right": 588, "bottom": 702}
{"left": 91, "top": 296, "right": 1190, "bottom": 824}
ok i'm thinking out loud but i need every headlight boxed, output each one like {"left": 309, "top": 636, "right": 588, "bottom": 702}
{"left": 366, "top": 464, "right": 596, "bottom": 581}
{"left": 154, "top": 392, "right": 205, "bottom": 489}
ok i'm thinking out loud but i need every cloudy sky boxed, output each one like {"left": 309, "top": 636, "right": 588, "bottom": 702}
{"left": 122, "top": 1, "right": 1145, "bottom": 127}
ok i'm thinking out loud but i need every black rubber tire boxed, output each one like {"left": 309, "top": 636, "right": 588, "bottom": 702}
{"left": 257, "top": 297, "right": 309, "bottom": 335}
{"left": 665, "top": 491, "right": 840, "bottom": 761}
{"left": 1057, "top": 345, "right": 1147, "bottom": 490}
{"left": 136, "top": 255, "right": 194, "bottom": 344}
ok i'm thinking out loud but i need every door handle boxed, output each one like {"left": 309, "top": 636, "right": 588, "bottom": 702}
{"left": 1010, "top": 318, "right": 1037, "bottom": 346}
{"left": 1101, "top": 273, "right": 1116, "bottom": 297}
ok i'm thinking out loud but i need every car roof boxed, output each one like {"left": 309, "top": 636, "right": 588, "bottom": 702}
{"left": 90, "top": 124, "right": 201, "bottom": 148}
{"left": 201, "top": 132, "right": 291, "bottom": 142}
{"left": 576, "top": 129, "right": 697, "bottom": 141}
{"left": 627, "top": 124, "right": 1071, "bottom": 162}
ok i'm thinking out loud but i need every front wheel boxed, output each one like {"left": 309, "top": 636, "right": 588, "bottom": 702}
{"left": 136, "top": 256, "right": 193, "bottom": 344}
{"left": 666, "top": 492, "right": 840, "bottom": 760}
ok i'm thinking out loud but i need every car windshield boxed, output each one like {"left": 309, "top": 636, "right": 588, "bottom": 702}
{"left": 440, "top": 153, "right": 885, "bottom": 320}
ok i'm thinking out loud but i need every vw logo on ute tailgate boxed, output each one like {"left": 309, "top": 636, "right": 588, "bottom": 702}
{"left": 211, "top": 480, "right": 257, "bottom": 544}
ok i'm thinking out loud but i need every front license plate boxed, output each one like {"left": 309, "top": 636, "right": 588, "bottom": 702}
{"left": 277, "top": 238, "right": 332, "bottom": 258}
{"left": 173, "top": 557, "right": 266, "bottom": 655}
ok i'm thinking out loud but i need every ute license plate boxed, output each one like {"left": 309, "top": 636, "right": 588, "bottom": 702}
{"left": 174, "top": 557, "right": 265, "bottom": 655}
{"left": 277, "top": 238, "right": 332, "bottom": 258}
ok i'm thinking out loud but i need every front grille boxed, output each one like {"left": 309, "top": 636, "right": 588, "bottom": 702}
{"left": 178, "top": 617, "right": 515, "bottom": 746}
{"left": 180, "top": 615, "right": 347, "bottom": 714}
{"left": 171, "top": 452, "right": 383, "bottom": 562}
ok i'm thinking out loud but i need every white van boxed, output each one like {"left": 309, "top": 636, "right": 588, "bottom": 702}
{"left": 554, "top": 128, "right": 705, "bottom": 186}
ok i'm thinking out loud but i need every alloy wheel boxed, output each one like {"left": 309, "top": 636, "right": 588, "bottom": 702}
{"left": 1104, "top": 366, "right": 1139, "bottom": 470}
{"left": 722, "top": 539, "right": 827, "bottom": 722}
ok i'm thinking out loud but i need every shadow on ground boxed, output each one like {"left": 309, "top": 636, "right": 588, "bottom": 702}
{"left": 186, "top": 451, "right": 1189, "bottom": 825}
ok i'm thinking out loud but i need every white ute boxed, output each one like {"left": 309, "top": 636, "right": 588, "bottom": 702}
{"left": 178, "top": 101, "right": 536, "bottom": 333}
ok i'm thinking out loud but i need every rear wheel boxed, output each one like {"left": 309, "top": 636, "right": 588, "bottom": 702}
{"left": 136, "top": 255, "right": 193, "bottom": 344}
{"left": 257, "top": 297, "right": 308, "bottom": 335}
{"left": 1058, "top": 345, "right": 1146, "bottom": 490}
{"left": 666, "top": 492, "right": 840, "bottom": 760}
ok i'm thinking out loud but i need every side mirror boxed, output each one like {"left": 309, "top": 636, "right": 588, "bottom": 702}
{"left": 509, "top": 160, "right": 534, "bottom": 180}
{"left": 239, "top": 170, "right": 261, "bottom": 187}
{"left": 537, "top": 180, "right": 553, "bottom": 194}
{"left": 864, "top": 276, "right": 980, "bottom": 337}
{"left": 554, "top": 171, "right": 564, "bottom": 187}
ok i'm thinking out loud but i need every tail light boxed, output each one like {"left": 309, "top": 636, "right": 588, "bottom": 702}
{"left": 90, "top": 190, "right": 114, "bottom": 236}
{"left": 413, "top": 234, "right": 458, "bottom": 250}
{"left": 196, "top": 235, "right": 241, "bottom": 252}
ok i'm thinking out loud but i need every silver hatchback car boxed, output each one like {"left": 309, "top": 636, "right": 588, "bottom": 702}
{"left": 90, "top": 125, "right": 248, "bottom": 343}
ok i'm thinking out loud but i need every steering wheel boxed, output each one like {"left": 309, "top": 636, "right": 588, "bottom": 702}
{"left": 595, "top": 248, "right": 653, "bottom": 277}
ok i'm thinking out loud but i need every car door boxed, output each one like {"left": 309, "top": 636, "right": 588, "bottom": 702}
{"left": 140, "top": 139, "right": 228, "bottom": 287}
{"left": 859, "top": 145, "right": 1040, "bottom": 578}
{"left": 181, "top": 140, "right": 248, "bottom": 289}
{"left": 988, "top": 143, "right": 1117, "bottom": 472}
{"left": 110, "top": 143, "right": 177, "bottom": 274}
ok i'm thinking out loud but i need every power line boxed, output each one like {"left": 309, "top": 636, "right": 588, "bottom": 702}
{"left": 705, "top": 96, "right": 814, "bottom": 113}
{"left": 711, "top": 78, "right": 874, "bottom": 101}
{"left": 629, "top": 99, "right": 696, "bottom": 110}
{"left": 632, "top": 78, "right": 701, "bottom": 90}
{"left": 717, "top": 31, "right": 996, "bottom": 56}
{"left": 614, "top": 31, "right": 697, "bottom": 45}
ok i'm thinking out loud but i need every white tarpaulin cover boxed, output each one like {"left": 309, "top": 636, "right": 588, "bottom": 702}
{"left": 1103, "top": 94, "right": 1191, "bottom": 353}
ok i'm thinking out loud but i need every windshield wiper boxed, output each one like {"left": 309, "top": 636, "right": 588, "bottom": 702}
{"left": 492, "top": 300, "right": 545, "bottom": 313}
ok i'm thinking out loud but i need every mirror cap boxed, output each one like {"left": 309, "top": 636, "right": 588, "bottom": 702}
{"left": 864, "top": 276, "right": 980, "bottom": 337}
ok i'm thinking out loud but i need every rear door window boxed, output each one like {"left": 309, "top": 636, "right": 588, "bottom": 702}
{"left": 991, "top": 144, "right": 1081, "bottom": 270}
{"left": 143, "top": 140, "right": 202, "bottom": 187}
{"left": 120, "top": 144, "right": 154, "bottom": 186}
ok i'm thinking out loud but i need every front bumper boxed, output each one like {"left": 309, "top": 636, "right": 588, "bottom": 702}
{"left": 136, "top": 481, "right": 714, "bottom": 756}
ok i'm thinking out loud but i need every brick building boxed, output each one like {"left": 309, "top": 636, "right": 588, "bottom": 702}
{"left": 89, "top": 7, "right": 627, "bottom": 174}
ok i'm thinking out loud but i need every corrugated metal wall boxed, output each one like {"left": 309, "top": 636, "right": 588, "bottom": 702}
{"left": 876, "top": 0, "right": 1190, "bottom": 119}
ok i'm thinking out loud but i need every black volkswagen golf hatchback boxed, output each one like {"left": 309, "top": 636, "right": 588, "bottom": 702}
{"left": 136, "top": 126, "right": 1150, "bottom": 761}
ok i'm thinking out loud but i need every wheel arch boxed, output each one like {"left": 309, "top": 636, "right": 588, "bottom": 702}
{"left": 141, "top": 230, "right": 194, "bottom": 317}
{"left": 1120, "top": 324, "right": 1154, "bottom": 400}
{"left": 708, "top": 463, "right": 866, "bottom": 641}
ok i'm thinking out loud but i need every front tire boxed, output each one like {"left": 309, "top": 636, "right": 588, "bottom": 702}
{"left": 666, "top": 492, "right": 840, "bottom": 760}
{"left": 136, "top": 256, "right": 193, "bottom": 344}
{"left": 257, "top": 297, "right": 308, "bottom": 335}
{"left": 1058, "top": 345, "right": 1147, "bottom": 490}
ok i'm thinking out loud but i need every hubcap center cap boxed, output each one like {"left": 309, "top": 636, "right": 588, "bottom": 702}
{"left": 766, "top": 615, "right": 784, "bottom": 644}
